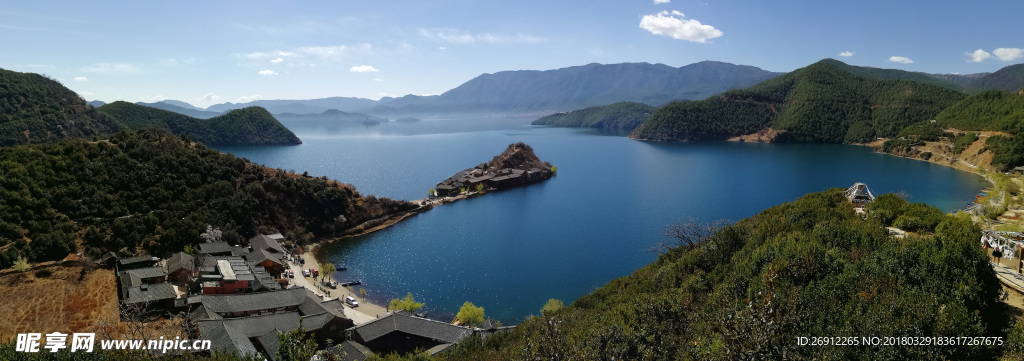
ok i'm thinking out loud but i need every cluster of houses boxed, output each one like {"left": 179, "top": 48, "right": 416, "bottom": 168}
{"left": 435, "top": 166, "right": 552, "bottom": 197}
{"left": 112, "top": 233, "right": 508, "bottom": 360}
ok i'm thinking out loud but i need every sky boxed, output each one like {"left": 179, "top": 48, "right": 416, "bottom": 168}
{"left": 2, "top": 0, "right": 1022, "bottom": 108}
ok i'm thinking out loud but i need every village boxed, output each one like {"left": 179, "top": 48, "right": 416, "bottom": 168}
{"left": 110, "top": 232, "right": 510, "bottom": 360}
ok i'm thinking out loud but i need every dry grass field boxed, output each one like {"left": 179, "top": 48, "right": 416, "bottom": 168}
{"left": 0, "top": 265, "right": 184, "bottom": 343}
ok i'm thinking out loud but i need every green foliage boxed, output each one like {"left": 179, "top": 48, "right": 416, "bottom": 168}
{"left": 98, "top": 101, "right": 301, "bottom": 146}
{"left": 0, "top": 129, "right": 415, "bottom": 262}
{"left": 897, "top": 121, "right": 948, "bottom": 141}
{"left": 12, "top": 256, "right": 30, "bottom": 271}
{"left": 631, "top": 59, "right": 965, "bottom": 143}
{"left": 389, "top": 292, "right": 425, "bottom": 312}
{"left": 866, "top": 193, "right": 910, "bottom": 225}
{"left": 0, "top": 68, "right": 118, "bottom": 146}
{"left": 277, "top": 326, "right": 318, "bottom": 361}
{"left": 985, "top": 134, "right": 1024, "bottom": 171}
{"left": 532, "top": 101, "right": 657, "bottom": 130}
{"left": 952, "top": 132, "right": 979, "bottom": 154}
{"left": 456, "top": 302, "right": 485, "bottom": 327}
{"left": 440, "top": 189, "right": 1003, "bottom": 360}
{"left": 936, "top": 90, "right": 1024, "bottom": 133}
{"left": 541, "top": 298, "right": 563, "bottom": 316}
{"left": 865, "top": 194, "right": 945, "bottom": 232}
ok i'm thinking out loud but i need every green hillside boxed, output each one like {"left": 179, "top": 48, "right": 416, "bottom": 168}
{"left": 0, "top": 68, "right": 118, "bottom": 146}
{"left": 439, "top": 190, "right": 1009, "bottom": 360}
{"left": 98, "top": 101, "right": 301, "bottom": 145}
{"left": 531, "top": 101, "right": 657, "bottom": 130}
{"left": 0, "top": 129, "right": 413, "bottom": 268}
{"left": 934, "top": 90, "right": 1024, "bottom": 170}
{"left": 630, "top": 59, "right": 966, "bottom": 143}
{"left": 968, "top": 64, "right": 1024, "bottom": 93}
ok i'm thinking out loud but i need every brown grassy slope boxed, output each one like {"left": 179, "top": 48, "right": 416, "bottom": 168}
{"left": 0, "top": 266, "right": 117, "bottom": 342}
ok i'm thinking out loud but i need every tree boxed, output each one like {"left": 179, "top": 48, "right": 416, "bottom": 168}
{"left": 12, "top": 257, "right": 30, "bottom": 272}
{"left": 277, "top": 325, "right": 317, "bottom": 361}
{"left": 389, "top": 292, "right": 425, "bottom": 312}
{"left": 550, "top": 165, "right": 558, "bottom": 173}
{"left": 359, "top": 288, "right": 368, "bottom": 299}
{"left": 456, "top": 302, "right": 485, "bottom": 327}
{"left": 321, "top": 262, "right": 337, "bottom": 282}
{"left": 200, "top": 225, "right": 222, "bottom": 243}
{"left": 429, "top": 188, "right": 436, "bottom": 197}
{"left": 652, "top": 217, "right": 728, "bottom": 254}
{"left": 541, "top": 299, "right": 563, "bottom": 316}
{"left": 475, "top": 183, "right": 484, "bottom": 193}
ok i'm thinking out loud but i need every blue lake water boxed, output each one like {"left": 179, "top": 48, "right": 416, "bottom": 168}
{"left": 216, "top": 119, "right": 987, "bottom": 323}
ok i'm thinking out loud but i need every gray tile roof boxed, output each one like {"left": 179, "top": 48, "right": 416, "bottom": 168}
{"left": 256, "top": 329, "right": 284, "bottom": 361}
{"left": 247, "top": 247, "right": 284, "bottom": 267}
{"left": 123, "top": 267, "right": 166, "bottom": 280}
{"left": 201, "top": 287, "right": 308, "bottom": 315}
{"left": 348, "top": 311, "right": 473, "bottom": 345}
{"left": 198, "top": 242, "right": 233, "bottom": 255}
{"left": 198, "top": 312, "right": 300, "bottom": 338}
{"left": 123, "top": 282, "right": 177, "bottom": 304}
{"left": 117, "top": 255, "right": 155, "bottom": 265}
{"left": 250, "top": 234, "right": 286, "bottom": 254}
{"left": 199, "top": 322, "right": 259, "bottom": 358}
{"left": 166, "top": 252, "right": 195, "bottom": 273}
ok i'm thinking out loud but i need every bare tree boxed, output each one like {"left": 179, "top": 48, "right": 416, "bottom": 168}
{"left": 651, "top": 217, "right": 730, "bottom": 254}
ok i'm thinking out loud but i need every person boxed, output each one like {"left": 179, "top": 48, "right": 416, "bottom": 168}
{"left": 994, "top": 248, "right": 1004, "bottom": 264}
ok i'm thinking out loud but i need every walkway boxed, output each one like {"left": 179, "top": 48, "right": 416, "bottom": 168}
{"left": 286, "top": 246, "right": 390, "bottom": 325}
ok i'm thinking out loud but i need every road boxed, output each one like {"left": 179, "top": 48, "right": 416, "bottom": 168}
{"left": 285, "top": 246, "right": 390, "bottom": 325}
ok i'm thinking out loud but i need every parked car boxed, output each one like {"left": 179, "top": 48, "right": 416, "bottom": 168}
{"left": 287, "top": 270, "right": 294, "bottom": 278}
{"left": 345, "top": 296, "right": 359, "bottom": 307}
{"left": 302, "top": 269, "right": 311, "bottom": 277}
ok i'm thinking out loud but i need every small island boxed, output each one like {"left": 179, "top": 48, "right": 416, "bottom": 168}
{"left": 434, "top": 142, "right": 555, "bottom": 197}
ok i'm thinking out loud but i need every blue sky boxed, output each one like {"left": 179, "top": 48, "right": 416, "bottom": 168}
{"left": 2, "top": 0, "right": 1022, "bottom": 108}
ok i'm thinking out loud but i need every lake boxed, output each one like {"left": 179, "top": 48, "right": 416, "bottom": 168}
{"left": 216, "top": 118, "right": 987, "bottom": 323}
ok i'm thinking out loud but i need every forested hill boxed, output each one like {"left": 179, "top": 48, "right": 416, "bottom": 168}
{"left": 0, "top": 68, "right": 119, "bottom": 146}
{"left": 967, "top": 63, "right": 1024, "bottom": 93}
{"left": 440, "top": 190, "right": 1013, "bottom": 360}
{"left": 629, "top": 59, "right": 966, "bottom": 143}
{"left": 932, "top": 89, "right": 1024, "bottom": 169}
{"left": 98, "top": 101, "right": 301, "bottom": 146}
{"left": 531, "top": 101, "right": 657, "bottom": 130}
{"left": 0, "top": 129, "right": 415, "bottom": 269}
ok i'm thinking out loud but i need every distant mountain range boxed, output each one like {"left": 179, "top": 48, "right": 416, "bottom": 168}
{"left": 136, "top": 61, "right": 781, "bottom": 118}
{"left": 98, "top": 102, "right": 300, "bottom": 146}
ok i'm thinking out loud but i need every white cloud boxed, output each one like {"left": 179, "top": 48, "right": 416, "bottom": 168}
{"left": 237, "top": 95, "right": 262, "bottom": 103}
{"left": 373, "top": 78, "right": 383, "bottom": 82}
{"left": 271, "top": 58, "right": 283, "bottom": 64}
{"left": 277, "top": 51, "right": 294, "bottom": 56}
{"left": 258, "top": 69, "right": 277, "bottom": 75}
{"left": 349, "top": 65, "right": 378, "bottom": 73}
{"left": 200, "top": 93, "right": 220, "bottom": 101}
{"left": 839, "top": 51, "right": 854, "bottom": 57}
{"left": 966, "top": 49, "right": 992, "bottom": 63}
{"left": 419, "top": 28, "right": 545, "bottom": 44}
{"left": 889, "top": 56, "right": 914, "bottom": 64}
{"left": 439, "top": 46, "right": 447, "bottom": 50}
{"left": 994, "top": 48, "right": 1024, "bottom": 61}
{"left": 654, "top": 0, "right": 670, "bottom": 3}
{"left": 82, "top": 62, "right": 140, "bottom": 74}
{"left": 639, "top": 10, "right": 723, "bottom": 43}
{"left": 74, "top": 76, "right": 88, "bottom": 82}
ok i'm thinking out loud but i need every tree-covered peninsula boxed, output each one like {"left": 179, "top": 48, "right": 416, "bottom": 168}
{"left": 629, "top": 59, "right": 967, "bottom": 143}
{"left": 98, "top": 101, "right": 301, "bottom": 146}
{"left": 0, "top": 129, "right": 415, "bottom": 268}
{"left": 531, "top": 101, "right": 657, "bottom": 130}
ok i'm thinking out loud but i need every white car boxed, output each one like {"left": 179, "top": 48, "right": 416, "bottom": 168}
{"left": 302, "top": 269, "right": 311, "bottom": 277}
{"left": 345, "top": 296, "right": 359, "bottom": 307}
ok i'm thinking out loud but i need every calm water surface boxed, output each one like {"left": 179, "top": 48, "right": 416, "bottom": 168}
{"left": 217, "top": 119, "right": 986, "bottom": 323}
